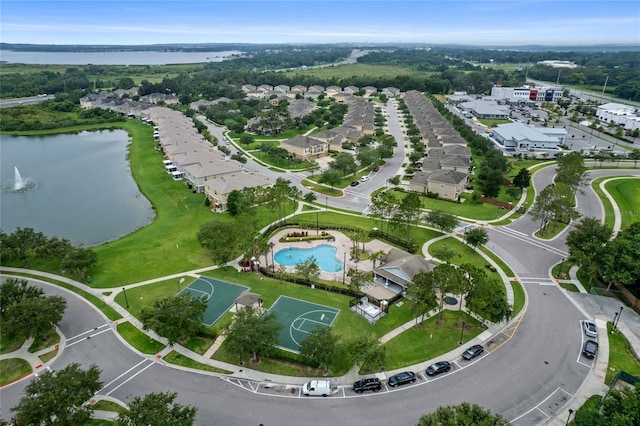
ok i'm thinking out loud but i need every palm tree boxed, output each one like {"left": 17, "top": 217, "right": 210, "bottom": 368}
{"left": 370, "top": 250, "right": 386, "bottom": 268}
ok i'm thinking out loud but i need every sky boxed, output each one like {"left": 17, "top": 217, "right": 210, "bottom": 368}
{"left": 1, "top": 1, "right": 639, "bottom": 46}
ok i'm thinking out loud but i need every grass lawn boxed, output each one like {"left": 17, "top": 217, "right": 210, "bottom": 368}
{"left": 28, "top": 329, "right": 60, "bottom": 353}
{"left": 39, "top": 349, "right": 58, "bottom": 363}
{"left": 383, "top": 310, "right": 482, "bottom": 370}
{"left": 533, "top": 220, "right": 569, "bottom": 239}
{"left": 182, "top": 336, "right": 215, "bottom": 355}
{"left": 560, "top": 283, "right": 579, "bottom": 292}
{"left": 92, "top": 400, "right": 127, "bottom": 414}
{"left": 603, "top": 178, "right": 640, "bottom": 230}
{"left": 427, "top": 238, "right": 502, "bottom": 283}
{"left": 0, "top": 333, "right": 25, "bottom": 355}
{"left": 605, "top": 322, "right": 640, "bottom": 384}
{"left": 0, "top": 358, "right": 31, "bottom": 386}
{"left": 591, "top": 178, "right": 617, "bottom": 230}
{"left": 479, "top": 246, "right": 515, "bottom": 277}
{"left": 116, "top": 322, "right": 165, "bottom": 355}
{"left": 389, "top": 190, "right": 507, "bottom": 220}
{"left": 511, "top": 281, "right": 525, "bottom": 317}
{"left": 301, "top": 179, "right": 343, "bottom": 197}
{"left": 163, "top": 351, "right": 232, "bottom": 375}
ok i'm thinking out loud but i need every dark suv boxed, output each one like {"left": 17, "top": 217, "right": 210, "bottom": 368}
{"left": 462, "top": 344, "right": 484, "bottom": 360}
{"left": 426, "top": 361, "right": 451, "bottom": 376}
{"left": 352, "top": 378, "right": 382, "bottom": 393}
{"left": 582, "top": 340, "right": 598, "bottom": 359}
{"left": 388, "top": 371, "right": 417, "bottom": 387}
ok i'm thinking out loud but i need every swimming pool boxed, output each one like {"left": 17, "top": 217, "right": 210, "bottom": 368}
{"left": 274, "top": 245, "right": 343, "bottom": 273}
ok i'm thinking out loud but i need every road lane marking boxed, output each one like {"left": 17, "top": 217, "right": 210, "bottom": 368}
{"left": 105, "top": 361, "right": 155, "bottom": 396}
{"left": 99, "top": 359, "right": 149, "bottom": 393}
{"left": 67, "top": 323, "right": 109, "bottom": 342}
{"left": 66, "top": 327, "right": 112, "bottom": 347}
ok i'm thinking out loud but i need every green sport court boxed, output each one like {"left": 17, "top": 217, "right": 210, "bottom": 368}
{"left": 178, "top": 277, "right": 249, "bottom": 326}
{"left": 268, "top": 295, "right": 340, "bottom": 353}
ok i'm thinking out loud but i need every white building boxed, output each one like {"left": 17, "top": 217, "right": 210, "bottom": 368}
{"left": 493, "top": 123, "right": 566, "bottom": 151}
{"left": 491, "top": 86, "right": 563, "bottom": 103}
{"left": 596, "top": 102, "right": 640, "bottom": 131}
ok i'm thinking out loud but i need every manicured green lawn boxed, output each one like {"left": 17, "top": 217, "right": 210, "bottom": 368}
{"left": 427, "top": 237, "right": 502, "bottom": 283}
{"left": 163, "top": 351, "right": 232, "bottom": 375}
{"left": 511, "top": 281, "right": 525, "bottom": 317}
{"left": 603, "top": 178, "right": 640, "bottom": 230}
{"left": 0, "top": 333, "right": 25, "bottom": 355}
{"left": 92, "top": 400, "right": 126, "bottom": 414}
{"left": 605, "top": 322, "right": 640, "bottom": 384}
{"left": 28, "top": 329, "right": 60, "bottom": 353}
{"left": 389, "top": 190, "right": 507, "bottom": 220}
{"left": 591, "top": 178, "right": 617, "bottom": 229}
{"left": 116, "top": 322, "right": 165, "bottom": 355}
{"left": 0, "top": 358, "right": 31, "bottom": 386}
{"left": 479, "top": 246, "right": 515, "bottom": 277}
{"left": 383, "top": 310, "right": 482, "bottom": 370}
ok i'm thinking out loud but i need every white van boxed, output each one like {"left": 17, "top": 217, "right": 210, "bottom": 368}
{"left": 302, "top": 380, "right": 332, "bottom": 397}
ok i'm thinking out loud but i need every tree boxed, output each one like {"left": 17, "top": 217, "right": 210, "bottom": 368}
{"left": 431, "top": 246, "right": 458, "bottom": 264}
{"left": 141, "top": 293, "right": 207, "bottom": 346}
{"left": 299, "top": 327, "right": 340, "bottom": 375}
{"left": 530, "top": 183, "right": 579, "bottom": 235}
{"left": 224, "top": 307, "right": 282, "bottom": 363}
{"left": 60, "top": 247, "right": 97, "bottom": 279}
{"left": 406, "top": 271, "right": 438, "bottom": 326}
{"left": 295, "top": 255, "right": 320, "bottom": 281}
{"left": 349, "top": 334, "right": 386, "bottom": 372}
{"left": 197, "top": 221, "right": 238, "bottom": 266}
{"left": 416, "top": 402, "right": 510, "bottom": 426}
{"left": 303, "top": 192, "right": 316, "bottom": 203}
{"left": 506, "top": 186, "right": 521, "bottom": 201}
{"left": 465, "top": 227, "right": 489, "bottom": 251}
{"left": 600, "top": 383, "right": 640, "bottom": 425}
{"left": 11, "top": 363, "right": 102, "bottom": 426}
{"left": 396, "top": 192, "right": 422, "bottom": 244}
{"left": 370, "top": 191, "right": 398, "bottom": 236}
{"left": 556, "top": 151, "right": 588, "bottom": 190}
{"left": 629, "top": 149, "right": 640, "bottom": 168}
{"left": 512, "top": 167, "right": 531, "bottom": 189}
{"left": 425, "top": 209, "right": 458, "bottom": 233}
{"left": 369, "top": 250, "right": 386, "bottom": 268}
{"left": 430, "top": 263, "right": 466, "bottom": 322}
{"left": 117, "top": 392, "right": 197, "bottom": 426}
{"left": 330, "top": 152, "right": 357, "bottom": 176}
{"left": 356, "top": 146, "right": 380, "bottom": 167}
{"left": 347, "top": 270, "right": 372, "bottom": 293}
{"left": 466, "top": 276, "right": 511, "bottom": 323}
{"left": 598, "top": 222, "right": 640, "bottom": 291}
{"left": 0, "top": 278, "right": 67, "bottom": 340}
{"left": 566, "top": 217, "right": 612, "bottom": 283}
{"left": 318, "top": 169, "right": 342, "bottom": 189}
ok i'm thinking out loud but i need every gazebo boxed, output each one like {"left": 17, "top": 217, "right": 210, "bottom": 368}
{"left": 233, "top": 291, "right": 263, "bottom": 311}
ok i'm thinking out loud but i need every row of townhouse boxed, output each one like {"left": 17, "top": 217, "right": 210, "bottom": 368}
{"left": 241, "top": 84, "right": 401, "bottom": 102}
{"left": 403, "top": 90, "right": 470, "bottom": 201}
{"left": 80, "top": 91, "right": 271, "bottom": 212}
{"left": 280, "top": 96, "right": 377, "bottom": 161}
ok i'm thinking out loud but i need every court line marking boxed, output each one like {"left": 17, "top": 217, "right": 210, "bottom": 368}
{"left": 193, "top": 277, "right": 249, "bottom": 326}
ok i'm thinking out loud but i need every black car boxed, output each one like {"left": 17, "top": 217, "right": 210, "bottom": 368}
{"left": 352, "top": 378, "right": 382, "bottom": 393}
{"left": 582, "top": 340, "right": 598, "bottom": 359}
{"left": 462, "top": 344, "right": 484, "bottom": 360}
{"left": 387, "top": 371, "right": 416, "bottom": 387}
{"left": 426, "top": 361, "right": 451, "bottom": 376}
{"left": 350, "top": 181, "right": 359, "bottom": 187}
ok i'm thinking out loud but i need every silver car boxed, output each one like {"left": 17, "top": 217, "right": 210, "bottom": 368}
{"left": 583, "top": 320, "right": 597, "bottom": 338}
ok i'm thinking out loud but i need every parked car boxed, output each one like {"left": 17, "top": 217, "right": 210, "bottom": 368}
{"left": 360, "top": 175, "right": 370, "bottom": 182}
{"left": 373, "top": 166, "right": 380, "bottom": 172}
{"left": 583, "top": 320, "right": 598, "bottom": 338}
{"left": 426, "top": 361, "right": 451, "bottom": 377}
{"left": 302, "top": 380, "right": 332, "bottom": 397}
{"left": 388, "top": 371, "right": 416, "bottom": 387}
{"left": 352, "top": 378, "right": 382, "bottom": 393}
{"left": 582, "top": 340, "right": 598, "bottom": 359}
{"left": 350, "top": 181, "right": 359, "bottom": 187}
{"left": 462, "top": 344, "right": 484, "bottom": 360}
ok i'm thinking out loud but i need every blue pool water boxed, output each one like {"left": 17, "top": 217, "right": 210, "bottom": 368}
{"left": 274, "top": 245, "right": 343, "bottom": 273}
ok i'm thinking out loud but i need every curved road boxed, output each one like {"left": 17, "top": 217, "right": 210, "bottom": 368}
{"left": 2, "top": 128, "right": 639, "bottom": 424}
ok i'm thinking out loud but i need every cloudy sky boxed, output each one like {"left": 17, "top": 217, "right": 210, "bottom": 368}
{"left": 1, "top": 1, "right": 639, "bottom": 46}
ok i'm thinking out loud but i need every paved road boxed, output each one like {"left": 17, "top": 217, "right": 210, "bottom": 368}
{"left": 2, "top": 109, "right": 638, "bottom": 425}
{"left": 0, "top": 95, "right": 54, "bottom": 108}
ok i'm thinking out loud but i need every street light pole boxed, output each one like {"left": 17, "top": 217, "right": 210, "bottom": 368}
{"left": 342, "top": 252, "right": 346, "bottom": 285}
{"left": 325, "top": 196, "right": 328, "bottom": 212}
{"left": 565, "top": 409, "right": 574, "bottom": 425}
{"left": 459, "top": 321, "right": 465, "bottom": 345}
{"left": 614, "top": 306, "right": 624, "bottom": 329}
{"left": 122, "top": 287, "right": 129, "bottom": 309}
{"left": 270, "top": 242, "right": 275, "bottom": 273}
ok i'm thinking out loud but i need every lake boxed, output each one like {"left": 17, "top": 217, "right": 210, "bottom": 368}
{"left": 0, "top": 130, "right": 154, "bottom": 246}
{"left": 0, "top": 50, "right": 242, "bottom": 65}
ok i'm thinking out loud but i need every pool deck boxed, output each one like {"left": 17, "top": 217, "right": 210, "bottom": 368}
{"left": 268, "top": 228, "right": 397, "bottom": 290}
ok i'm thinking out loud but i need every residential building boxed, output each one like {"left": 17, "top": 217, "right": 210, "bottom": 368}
{"left": 373, "top": 248, "right": 437, "bottom": 294}
{"left": 204, "top": 172, "right": 271, "bottom": 212}
{"left": 280, "top": 135, "right": 329, "bottom": 160}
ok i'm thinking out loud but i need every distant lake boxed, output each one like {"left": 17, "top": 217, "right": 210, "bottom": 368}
{"left": 0, "top": 131, "right": 154, "bottom": 246}
{"left": 0, "top": 50, "right": 242, "bottom": 65}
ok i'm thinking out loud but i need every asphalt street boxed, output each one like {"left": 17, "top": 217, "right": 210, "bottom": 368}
{"left": 2, "top": 100, "right": 639, "bottom": 425}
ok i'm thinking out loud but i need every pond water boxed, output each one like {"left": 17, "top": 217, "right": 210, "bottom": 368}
{"left": 274, "top": 245, "right": 343, "bottom": 273}
{"left": 0, "top": 130, "right": 154, "bottom": 246}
